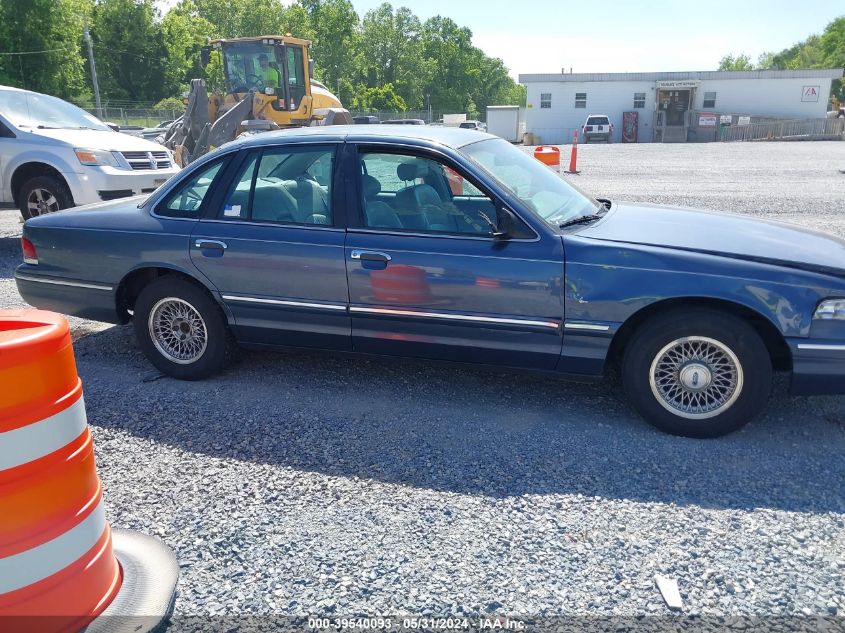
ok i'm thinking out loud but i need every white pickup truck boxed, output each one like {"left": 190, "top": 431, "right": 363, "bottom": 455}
{"left": 0, "top": 86, "right": 179, "bottom": 219}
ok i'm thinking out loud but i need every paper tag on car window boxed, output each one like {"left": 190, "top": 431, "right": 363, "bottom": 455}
{"left": 223, "top": 204, "right": 241, "bottom": 217}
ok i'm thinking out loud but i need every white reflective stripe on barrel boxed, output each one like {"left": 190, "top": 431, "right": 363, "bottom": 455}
{"left": 0, "top": 396, "right": 87, "bottom": 471}
{"left": 0, "top": 498, "right": 107, "bottom": 594}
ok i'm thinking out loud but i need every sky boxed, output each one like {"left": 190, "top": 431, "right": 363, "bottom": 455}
{"left": 156, "top": 0, "right": 844, "bottom": 79}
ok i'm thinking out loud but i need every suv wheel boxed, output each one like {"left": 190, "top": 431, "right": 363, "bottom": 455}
{"left": 133, "top": 276, "right": 235, "bottom": 380}
{"left": 19, "top": 175, "right": 74, "bottom": 220}
{"left": 622, "top": 309, "right": 772, "bottom": 438}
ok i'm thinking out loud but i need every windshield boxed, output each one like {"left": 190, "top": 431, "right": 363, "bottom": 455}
{"left": 223, "top": 42, "right": 282, "bottom": 93}
{"left": 460, "top": 138, "right": 600, "bottom": 226}
{"left": 0, "top": 90, "right": 109, "bottom": 130}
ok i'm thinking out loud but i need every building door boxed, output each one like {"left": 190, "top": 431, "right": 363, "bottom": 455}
{"left": 660, "top": 90, "right": 691, "bottom": 126}
{"left": 656, "top": 88, "right": 696, "bottom": 142}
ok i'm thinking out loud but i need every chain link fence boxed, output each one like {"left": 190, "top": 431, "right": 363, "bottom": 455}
{"left": 73, "top": 101, "right": 483, "bottom": 128}
{"left": 86, "top": 107, "right": 184, "bottom": 128}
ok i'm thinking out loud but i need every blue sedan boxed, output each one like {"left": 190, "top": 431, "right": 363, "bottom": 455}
{"left": 14, "top": 126, "right": 845, "bottom": 438}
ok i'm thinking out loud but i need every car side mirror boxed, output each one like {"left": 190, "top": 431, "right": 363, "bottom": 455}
{"left": 200, "top": 47, "right": 211, "bottom": 69}
{"left": 479, "top": 210, "right": 509, "bottom": 240}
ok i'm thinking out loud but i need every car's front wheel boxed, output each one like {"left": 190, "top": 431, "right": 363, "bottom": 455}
{"left": 19, "top": 175, "right": 74, "bottom": 220}
{"left": 622, "top": 310, "right": 772, "bottom": 438}
{"left": 133, "top": 276, "right": 234, "bottom": 380}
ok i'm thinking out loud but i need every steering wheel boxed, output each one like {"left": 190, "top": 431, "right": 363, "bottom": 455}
{"left": 244, "top": 74, "right": 266, "bottom": 91}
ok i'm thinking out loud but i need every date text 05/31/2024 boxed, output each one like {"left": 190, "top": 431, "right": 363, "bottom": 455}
{"left": 308, "top": 617, "right": 526, "bottom": 630}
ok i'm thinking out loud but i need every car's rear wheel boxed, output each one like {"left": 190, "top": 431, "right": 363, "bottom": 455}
{"left": 19, "top": 175, "right": 74, "bottom": 220}
{"left": 133, "top": 276, "right": 234, "bottom": 380}
{"left": 621, "top": 309, "right": 772, "bottom": 438}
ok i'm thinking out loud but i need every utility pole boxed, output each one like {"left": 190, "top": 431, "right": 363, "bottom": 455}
{"left": 83, "top": 18, "right": 102, "bottom": 119}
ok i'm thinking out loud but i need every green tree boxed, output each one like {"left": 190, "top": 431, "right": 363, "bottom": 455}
{"left": 351, "top": 82, "right": 406, "bottom": 111}
{"left": 359, "top": 4, "right": 428, "bottom": 108}
{"left": 0, "top": 0, "right": 91, "bottom": 100}
{"left": 420, "top": 16, "right": 476, "bottom": 113}
{"left": 90, "top": 0, "right": 170, "bottom": 101}
{"left": 161, "top": 1, "right": 215, "bottom": 93}
{"left": 298, "top": 0, "right": 359, "bottom": 97}
{"left": 718, "top": 53, "right": 754, "bottom": 71}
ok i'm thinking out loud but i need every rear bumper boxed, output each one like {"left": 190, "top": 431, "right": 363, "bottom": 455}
{"left": 788, "top": 338, "right": 845, "bottom": 395}
{"left": 15, "top": 268, "right": 122, "bottom": 324}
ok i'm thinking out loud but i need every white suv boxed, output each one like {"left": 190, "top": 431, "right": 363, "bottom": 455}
{"left": 459, "top": 120, "right": 487, "bottom": 131}
{"left": 0, "top": 86, "right": 179, "bottom": 219}
{"left": 582, "top": 114, "right": 613, "bottom": 143}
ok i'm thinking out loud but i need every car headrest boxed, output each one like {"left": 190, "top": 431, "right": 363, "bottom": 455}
{"left": 397, "top": 162, "right": 423, "bottom": 182}
{"left": 362, "top": 174, "right": 381, "bottom": 198}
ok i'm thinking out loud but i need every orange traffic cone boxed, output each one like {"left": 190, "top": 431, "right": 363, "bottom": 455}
{"left": 0, "top": 310, "right": 177, "bottom": 633}
{"left": 565, "top": 130, "right": 580, "bottom": 174}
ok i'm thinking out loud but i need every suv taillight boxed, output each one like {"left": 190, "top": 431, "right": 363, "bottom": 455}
{"left": 22, "top": 237, "right": 38, "bottom": 265}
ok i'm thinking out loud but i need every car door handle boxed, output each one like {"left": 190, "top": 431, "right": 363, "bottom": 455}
{"left": 350, "top": 250, "right": 391, "bottom": 262}
{"left": 195, "top": 239, "right": 227, "bottom": 250}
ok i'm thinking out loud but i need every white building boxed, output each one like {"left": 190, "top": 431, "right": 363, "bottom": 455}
{"left": 519, "top": 69, "right": 844, "bottom": 143}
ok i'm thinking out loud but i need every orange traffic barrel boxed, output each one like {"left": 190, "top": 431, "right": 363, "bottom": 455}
{"left": 533, "top": 145, "right": 560, "bottom": 172}
{"left": 0, "top": 309, "right": 177, "bottom": 633}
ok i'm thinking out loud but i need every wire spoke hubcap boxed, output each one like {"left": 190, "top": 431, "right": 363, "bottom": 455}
{"left": 148, "top": 297, "right": 208, "bottom": 364}
{"left": 649, "top": 336, "right": 743, "bottom": 420}
{"left": 27, "top": 188, "right": 59, "bottom": 216}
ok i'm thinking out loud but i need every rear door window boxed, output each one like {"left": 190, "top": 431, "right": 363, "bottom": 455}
{"left": 218, "top": 146, "right": 335, "bottom": 225}
{"left": 587, "top": 116, "right": 609, "bottom": 126}
{"left": 157, "top": 158, "right": 226, "bottom": 218}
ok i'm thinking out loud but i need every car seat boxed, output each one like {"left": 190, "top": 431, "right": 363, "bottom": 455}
{"left": 361, "top": 174, "right": 403, "bottom": 229}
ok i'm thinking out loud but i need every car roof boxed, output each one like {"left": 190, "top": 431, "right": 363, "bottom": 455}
{"left": 227, "top": 125, "right": 496, "bottom": 150}
{"left": 0, "top": 85, "right": 31, "bottom": 94}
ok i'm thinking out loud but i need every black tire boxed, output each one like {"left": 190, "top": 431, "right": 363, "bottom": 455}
{"left": 18, "top": 175, "right": 74, "bottom": 220}
{"left": 133, "top": 276, "right": 235, "bottom": 380}
{"left": 621, "top": 309, "right": 772, "bottom": 438}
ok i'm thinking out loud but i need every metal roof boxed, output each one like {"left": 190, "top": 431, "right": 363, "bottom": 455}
{"left": 227, "top": 124, "right": 496, "bottom": 150}
{"left": 519, "top": 69, "right": 845, "bottom": 83}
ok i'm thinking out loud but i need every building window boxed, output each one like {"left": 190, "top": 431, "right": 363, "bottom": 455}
{"left": 540, "top": 93, "right": 552, "bottom": 109}
{"left": 633, "top": 92, "right": 646, "bottom": 108}
{"left": 703, "top": 91, "right": 717, "bottom": 108}
{"left": 575, "top": 92, "right": 587, "bottom": 108}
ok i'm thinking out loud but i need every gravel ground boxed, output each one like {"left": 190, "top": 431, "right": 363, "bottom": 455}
{"left": 1, "top": 141, "right": 845, "bottom": 630}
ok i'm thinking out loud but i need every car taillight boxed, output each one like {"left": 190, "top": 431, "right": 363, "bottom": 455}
{"left": 22, "top": 237, "right": 38, "bottom": 265}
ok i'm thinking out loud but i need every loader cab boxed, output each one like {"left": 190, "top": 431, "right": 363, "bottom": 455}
{"left": 204, "top": 38, "right": 309, "bottom": 113}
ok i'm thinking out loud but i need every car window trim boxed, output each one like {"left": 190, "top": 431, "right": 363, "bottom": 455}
{"left": 347, "top": 226, "right": 540, "bottom": 243}
{"left": 350, "top": 143, "right": 539, "bottom": 241}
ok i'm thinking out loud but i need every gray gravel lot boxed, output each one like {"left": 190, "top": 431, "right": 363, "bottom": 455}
{"left": 1, "top": 141, "right": 844, "bottom": 628}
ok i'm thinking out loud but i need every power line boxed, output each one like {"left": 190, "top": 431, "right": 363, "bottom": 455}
{"left": 0, "top": 46, "right": 77, "bottom": 56}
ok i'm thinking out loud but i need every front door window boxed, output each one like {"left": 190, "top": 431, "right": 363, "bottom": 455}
{"left": 358, "top": 151, "right": 498, "bottom": 236}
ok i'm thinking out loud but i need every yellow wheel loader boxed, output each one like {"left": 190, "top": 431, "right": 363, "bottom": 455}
{"left": 162, "top": 35, "right": 351, "bottom": 166}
